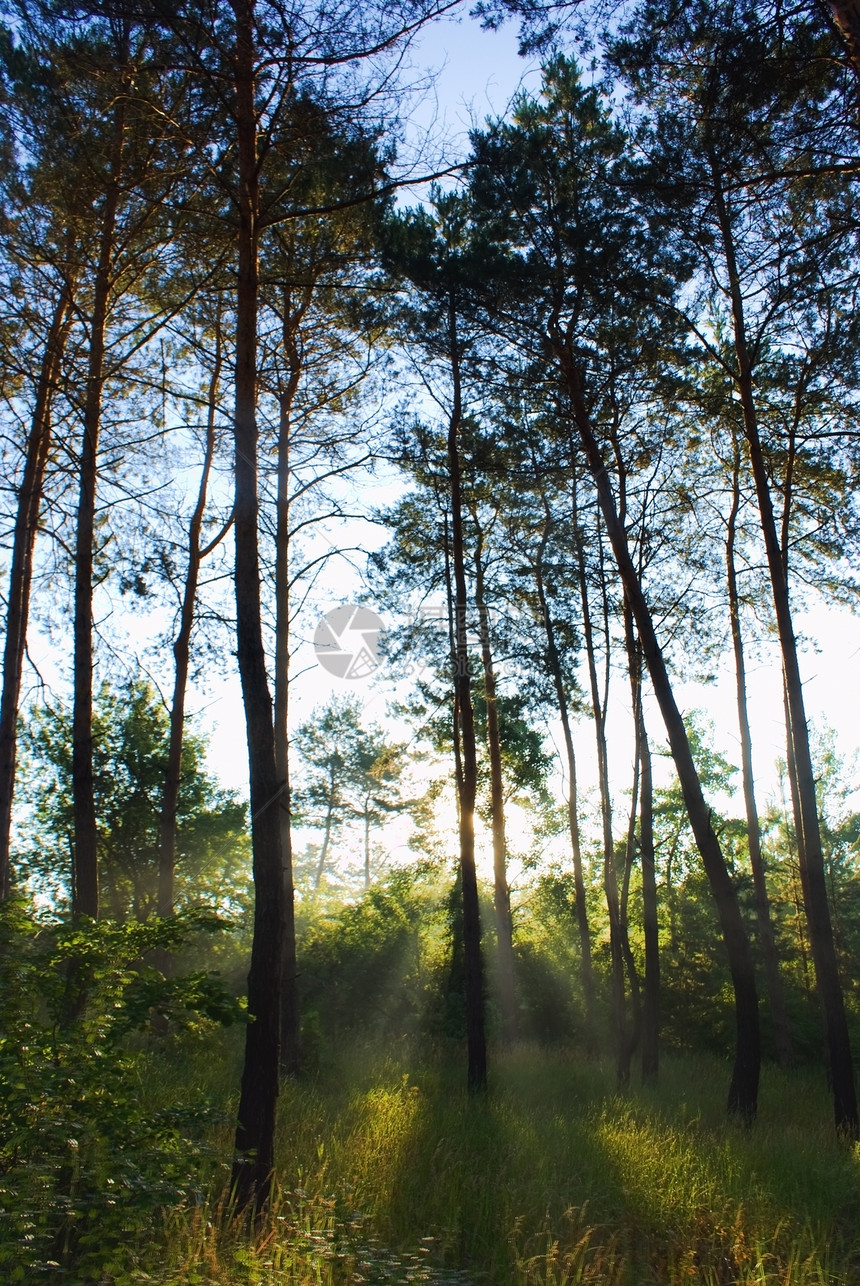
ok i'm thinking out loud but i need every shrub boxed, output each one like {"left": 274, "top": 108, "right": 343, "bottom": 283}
{"left": 0, "top": 901, "right": 241, "bottom": 1281}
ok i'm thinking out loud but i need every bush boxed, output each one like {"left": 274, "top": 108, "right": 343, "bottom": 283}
{"left": 0, "top": 901, "right": 242, "bottom": 1281}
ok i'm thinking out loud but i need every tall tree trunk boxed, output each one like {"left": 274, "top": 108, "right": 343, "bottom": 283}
{"left": 556, "top": 339, "right": 760, "bottom": 1122}
{"left": 231, "top": 0, "right": 285, "bottom": 1209}
{"left": 574, "top": 501, "right": 627, "bottom": 1085}
{"left": 639, "top": 706, "right": 659, "bottom": 1083}
{"left": 157, "top": 323, "right": 224, "bottom": 924}
{"left": 620, "top": 600, "right": 649, "bottom": 1083}
{"left": 0, "top": 287, "right": 72, "bottom": 898}
{"left": 608, "top": 397, "right": 643, "bottom": 1084}
{"left": 711, "top": 160, "right": 856, "bottom": 1136}
{"left": 618, "top": 810, "right": 642, "bottom": 1086}
{"left": 725, "top": 433, "right": 794, "bottom": 1067}
{"left": 443, "top": 515, "right": 465, "bottom": 814}
{"left": 532, "top": 534, "right": 598, "bottom": 1054}
{"left": 446, "top": 293, "right": 486, "bottom": 1093}
{"left": 274, "top": 284, "right": 306, "bottom": 1078}
{"left": 473, "top": 523, "right": 517, "bottom": 1045}
{"left": 72, "top": 93, "right": 126, "bottom": 920}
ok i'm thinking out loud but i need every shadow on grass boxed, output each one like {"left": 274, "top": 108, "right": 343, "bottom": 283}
{"left": 265, "top": 1043, "right": 860, "bottom": 1285}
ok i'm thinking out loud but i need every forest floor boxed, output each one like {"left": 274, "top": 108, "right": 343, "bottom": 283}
{"left": 143, "top": 1037, "right": 860, "bottom": 1285}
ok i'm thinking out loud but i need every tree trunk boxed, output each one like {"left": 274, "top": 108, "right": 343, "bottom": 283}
{"left": 725, "top": 433, "right": 794, "bottom": 1067}
{"left": 556, "top": 339, "right": 760, "bottom": 1122}
{"left": 532, "top": 537, "right": 598, "bottom": 1054}
{"left": 274, "top": 284, "right": 305, "bottom": 1078}
{"left": 618, "top": 820, "right": 642, "bottom": 1086}
{"left": 473, "top": 523, "right": 517, "bottom": 1046}
{"left": 574, "top": 498, "right": 627, "bottom": 1085}
{"left": 231, "top": 0, "right": 285, "bottom": 1210}
{"left": 443, "top": 516, "right": 465, "bottom": 813}
{"left": 711, "top": 161, "right": 856, "bottom": 1136}
{"left": 608, "top": 395, "right": 644, "bottom": 1085}
{"left": 639, "top": 708, "right": 659, "bottom": 1083}
{"left": 157, "top": 323, "right": 223, "bottom": 925}
{"left": 620, "top": 601, "right": 649, "bottom": 1084}
{"left": 72, "top": 96, "right": 126, "bottom": 921}
{"left": 446, "top": 293, "right": 486, "bottom": 1093}
{"left": 0, "top": 287, "right": 71, "bottom": 898}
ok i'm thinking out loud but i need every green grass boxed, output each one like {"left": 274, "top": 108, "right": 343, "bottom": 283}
{"left": 144, "top": 1041, "right": 860, "bottom": 1286}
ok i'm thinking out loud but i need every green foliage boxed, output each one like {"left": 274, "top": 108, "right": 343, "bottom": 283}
{"left": 297, "top": 867, "right": 443, "bottom": 1055}
{"left": 513, "top": 940, "right": 579, "bottom": 1045}
{"left": 13, "top": 677, "right": 249, "bottom": 917}
{"left": 292, "top": 696, "right": 409, "bottom": 894}
{"left": 296, "top": 862, "right": 583, "bottom": 1056}
{"left": 512, "top": 871, "right": 587, "bottom": 1044}
{"left": 616, "top": 716, "right": 752, "bottom": 1057}
{"left": 0, "top": 901, "right": 242, "bottom": 1281}
{"left": 810, "top": 731, "right": 860, "bottom": 995}
{"left": 471, "top": 689, "right": 554, "bottom": 819}
{"left": 424, "top": 869, "right": 467, "bottom": 1042}
{"left": 756, "top": 728, "right": 860, "bottom": 1055}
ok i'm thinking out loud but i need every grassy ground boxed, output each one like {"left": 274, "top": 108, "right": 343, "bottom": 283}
{"left": 148, "top": 1039, "right": 860, "bottom": 1285}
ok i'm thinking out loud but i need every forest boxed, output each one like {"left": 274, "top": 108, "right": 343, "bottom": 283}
{"left": 2, "top": 0, "right": 860, "bottom": 1281}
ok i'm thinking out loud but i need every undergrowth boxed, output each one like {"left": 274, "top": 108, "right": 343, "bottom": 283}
{"left": 31, "top": 1041, "right": 856, "bottom": 1285}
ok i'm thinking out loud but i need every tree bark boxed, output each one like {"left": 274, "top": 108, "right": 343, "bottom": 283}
{"left": 443, "top": 516, "right": 465, "bottom": 811}
{"left": 473, "top": 523, "right": 517, "bottom": 1046}
{"left": 532, "top": 535, "right": 598, "bottom": 1055}
{"left": 711, "top": 161, "right": 856, "bottom": 1136}
{"left": 574, "top": 498, "right": 628, "bottom": 1085}
{"left": 619, "top": 600, "right": 649, "bottom": 1083}
{"left": 72, "top": 92, "right": 126, "bottom": 921}
{"left": 274, "top": 284, "right": 306, "bottom": 1078}
{"left": 0, "top": 287, "right": 72, "bottom": 898}
{"left": 639, "top": 707, "right": 659, "bottom": 1083}
{"left": 556, "top": 340, "right": 760, "bottom": 1122}
{"left": 230, "top": 0, "right": 285, "bottom": 1209}
{"left": 607, "top": 399, "right": 644, "bottom": 1085}
{"left": 725, "top": 433, "right": 794, "bottom": 1067}
{"left": 157, "top": 323, "right": 223, "bottom": 924}
{"left": 446, "top": 294, "right": 487, "bottom": 1093}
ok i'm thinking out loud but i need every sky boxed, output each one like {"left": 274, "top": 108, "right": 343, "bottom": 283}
{"left": 400, "top": 9, "right": 543, "bottom": 152}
